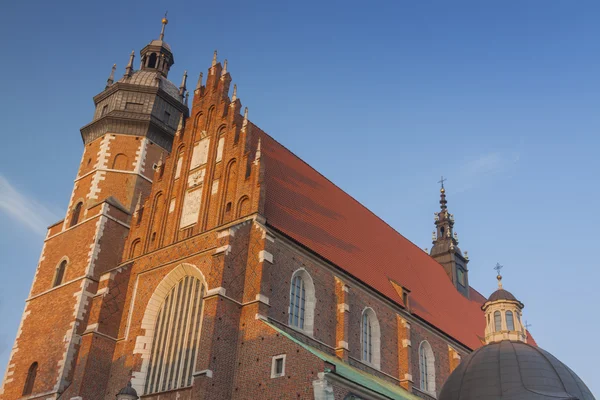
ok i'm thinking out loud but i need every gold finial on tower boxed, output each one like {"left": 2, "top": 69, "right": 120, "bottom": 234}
{"left": 159, "top": 11, "right": 169, "bottom": 40}
{"left": 494, "top": 263, "right": 503, "bottom": 289}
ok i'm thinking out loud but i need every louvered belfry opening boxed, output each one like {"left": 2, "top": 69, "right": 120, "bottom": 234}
{"left": 144, "top": 276, "right": 205, "bottom": 394}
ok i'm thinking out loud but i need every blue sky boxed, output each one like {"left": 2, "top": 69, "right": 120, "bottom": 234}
{"left": 1, "top": 0, "right": 599, "bottom": 395}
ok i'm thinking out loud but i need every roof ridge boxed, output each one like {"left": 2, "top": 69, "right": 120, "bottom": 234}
{"left": 257, "top": 128, "right": 485, "bottom": 301}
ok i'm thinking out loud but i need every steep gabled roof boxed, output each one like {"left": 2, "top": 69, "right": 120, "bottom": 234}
{"left": 259, "top": 131, "right": 489, "bottom": 350}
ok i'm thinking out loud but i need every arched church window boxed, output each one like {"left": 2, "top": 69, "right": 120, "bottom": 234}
{"left": 70, "top": 202, "right": 83, "bottom": 227}
{"left": 361, "top": 308, "right": 381, "bottom": 368}
{"left": 288, "top": 269, "right": 316, "bottom": 335}
{"left": 53, "top": 260, "right": 67, "bottom": 287}
{"left": 148, "top": 53, "right": 157, "bottom": 69}
{"left": 289, "top": 274, "right": 305, "bottom": 329}
{"left": 419, "top": 341, "right": 436, "bottom": 394}
{"left": 506, "top": 311, "right": 515, "bottom": 331}
{"left": 22, "top": 362, "right": 38, "bottom": 395}
{"left": 494, "top": 311, "right": 502, "bottom": 332}
{"left": 144, "top": 276, "right": 205, "bottom": 394}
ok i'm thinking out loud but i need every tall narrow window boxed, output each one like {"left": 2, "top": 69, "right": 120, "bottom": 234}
{"left": 22, "top": 362, "right": 38, "bottom": 395}
{"left": 494, "top": 311, "right": 502, "bottom": 332}
{"left": 360, "top": 308, "right": 381, "bottom": 368}
{"left": 70, "top": 202, "right": 83, "bottom": 227}
{"left": 419, "top": 341, "right": 436, "bottom": 394}
{"left": 144, "top": 276, "right": 205, "bottom": 394}
{"left": 53, "top": 260, "right": 67, "bottom": 287}
{"left": 289, "top": 275, "right": 305, "bottom": 329}
{"left": 287, "top": 269, "right": 316, "bottom": 335}
{"left": 362, "top": 313, "right": 372, "bottom": 363}
{"left": 506, "top": 311, "right": 515, "bottom": 331}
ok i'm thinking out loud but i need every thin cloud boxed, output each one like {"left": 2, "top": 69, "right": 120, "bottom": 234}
{"left": 453, "top": 151, "right": 520, "bottom": 193}
{"left": 0, "top": 174, "right": 60, "bottom": 236}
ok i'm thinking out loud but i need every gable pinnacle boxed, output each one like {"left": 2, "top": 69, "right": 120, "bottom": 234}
{"left": 242, "top": 107, "right": 249, "bottom": 129}
{"left": 254, "top": 137, "right": 262, "bottom": 162}
{"left": 212, "top": 50, "right": 218, "bottom": 67}
{"left": 221, "top": 60, "right": 228, "bottom": 76}
{"left": 184, "top": 91, "right": 189, "bottom": 107}
{"left": 195, "top": 72, "right": 203, "bottom": 91}
{"left": 134, "top": 192, "right": 142, "bottom": 216}
{"left": 231, "top": 84, "right": 237, "bottom": 102}
{"left": 106, "top": 64, "right": 116, "bottom": 88}
{"left": 176, "top": 113, "right": 185, "bottom": 133}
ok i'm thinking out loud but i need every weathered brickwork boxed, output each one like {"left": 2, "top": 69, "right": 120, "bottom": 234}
{"left": 2, "top": 38, "right": 484, "bottom": 400}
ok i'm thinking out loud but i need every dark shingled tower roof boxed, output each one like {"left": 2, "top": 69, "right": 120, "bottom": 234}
{"left": 488, "top": 288, "right": 518, "bottom": 302}
{"left": 439, "top": 341, "right": 595, "bottom": 400}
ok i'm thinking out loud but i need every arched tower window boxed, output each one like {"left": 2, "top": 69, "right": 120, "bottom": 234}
{"left": 494, "top": 311, "right": 502, "bottom": 332}
{"left": 70, "top": 202, "right": 83, "bottom": 227}
{"left": 288, "top": 269, "right": 316, "bottom": 335}
{"left": 361, "top": 308, "right": 381, "bottom": 369}
{"left": 111, "top": 153, "right": 129, "bottom": 170}
{"left": 419, "top": 341, "right": 436, "bottom": 394}
{"left": 22, "top": 362, "right": 38, "bottom": 395}
{"left": 506, "top": 311, "right": 515, "bottom": 331}
{"left": 144, "top": 275, "right": 206, "bottom": 394}
{"left": 53, "top": 260, "right": 67, "bottom": 287}
{"left": 147, "top": 53, "right": 157, "bottom": 69}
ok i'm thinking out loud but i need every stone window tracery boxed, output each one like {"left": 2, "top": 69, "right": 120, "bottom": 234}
{"left": 288, "top": 269, "right": 316, "bottom": 335}
{"left": 419, "top": 340, "right": 436, "bottom": 394}
{"left": 144, "top": 275, "right": 205, "bottom": 394}
{"left": 361, "top": 308, "right": 381, "bottom": 368}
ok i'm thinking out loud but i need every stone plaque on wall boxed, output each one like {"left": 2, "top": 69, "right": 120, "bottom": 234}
{"left": 190, "top": 139, "right": 210, "bottom": 170}
{"left": 216, "top": 137, "right": 225, "bottom": 162}
{"left": 180, "top": 188, "right": 202, "bottom": 228}
{"left": 175, "top": 156, "right": 183, "bottom": 179}
{"left": 188, "top": 169, "right": 205, "bottom": 188}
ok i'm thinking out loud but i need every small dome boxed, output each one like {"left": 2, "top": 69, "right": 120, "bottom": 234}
{"left": 439, "top": 341, "right": 595, "bottom": 400}
{"left": 117, "top": 381, "right": 138, "bottom": 397}
{"left": 119, "top": 70, "right": 182, "bottom": 102}
{"left": 488, "top": 288, "right": 517, "bottom": 302}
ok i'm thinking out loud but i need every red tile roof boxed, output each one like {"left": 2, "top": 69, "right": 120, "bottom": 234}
{"left": 258, "top": 130, "right": 533, "bottom": 350}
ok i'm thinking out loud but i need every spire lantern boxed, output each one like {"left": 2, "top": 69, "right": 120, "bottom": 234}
{"left": 482, "top": 268, "right": 526, "bottom": 344}
{"left": 138, "top": 15, "right": 175, "bottom": 78}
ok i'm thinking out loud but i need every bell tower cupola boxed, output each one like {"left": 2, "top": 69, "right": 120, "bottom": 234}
{"left": 429, "top": 177, "right": 471, "bottom": 298}
{"left": 140, "top": 14, "right": 174, "bottom": 77}
{"left": 482, "top": 266, "right": 527, "bottom": 344}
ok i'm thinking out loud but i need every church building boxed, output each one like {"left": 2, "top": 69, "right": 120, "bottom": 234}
{"left": 1, "top": 18, "right": 593, "bottom": 400}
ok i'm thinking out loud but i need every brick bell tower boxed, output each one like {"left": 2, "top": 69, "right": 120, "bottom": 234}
{"left": 429, "top": 179, "right": 470, "bottom": 298}
{"left": 0, "top": 17, "right": 188, "bottom": 400}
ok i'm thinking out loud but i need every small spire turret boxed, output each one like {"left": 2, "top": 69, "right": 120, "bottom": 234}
{"left": 106, "top": 64, "right": 116, "bottom": 88}
{"left": 124, "top": 50, "right": 135, "bottom": 77}
{"left": 179, "top": 70, "right": 187, "bottom": 97}
{"left": 429, "top": 177, "right": 470, "bottom": 298}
